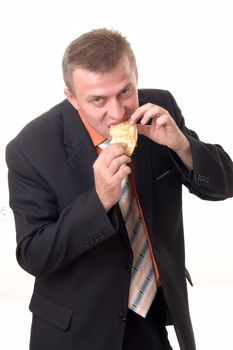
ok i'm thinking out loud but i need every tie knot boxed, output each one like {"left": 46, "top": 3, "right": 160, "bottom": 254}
{"left": 98, "top": 139, "right": 110, "bottom": 149}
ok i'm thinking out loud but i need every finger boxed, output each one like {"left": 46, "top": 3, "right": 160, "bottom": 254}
{"left": 108, "top": 154, "right": 131, "bottom": 175}
{"left": 155, "top": 114, "right": 175, "bottom": 129}
{"left": 129, "top": 104, "right": 152, "bottom": 124}
{"left": 113, "top": 164, "right": 131, "bottom": 183}
{"left": 140, "top": 106, "right": 163, "bottom": 125}
{"left": 98, "top": 143, "right": 128, "bottom": 167}
{"left": 130, "top": 103, "right": 166, "bottom": 124}
{"left": 137, "top": 124, "right": 151, "bottom": 137}
{"left": 96, "top": 161, "right": 131, "bottom": 191}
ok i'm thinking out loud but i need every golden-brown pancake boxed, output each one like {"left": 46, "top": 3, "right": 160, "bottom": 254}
{"left": 110, "top": 121, "right": 138, "bottom": 156}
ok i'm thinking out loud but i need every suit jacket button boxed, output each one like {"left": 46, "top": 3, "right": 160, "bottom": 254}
{"left": 99, "top": 233, "right": 105, "bottom": 240}
{"left": 127, "top": 264, "right": 133, "bottom": 271}
{"left": 89, "top": 238, "right": 95, "bottom": 245}
{"left": 119, "top": 312, "right": 127, "bottom": 321}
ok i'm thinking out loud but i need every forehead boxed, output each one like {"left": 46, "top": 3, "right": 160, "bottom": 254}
{"left": 71, "top": 56, "right": 137, "bottom": 96}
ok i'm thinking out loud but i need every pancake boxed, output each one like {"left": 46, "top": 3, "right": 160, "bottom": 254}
{"left": 110, "top": 121, "right": 138, "bottom": 156}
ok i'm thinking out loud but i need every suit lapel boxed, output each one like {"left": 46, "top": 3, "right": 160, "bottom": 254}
{"left": 61, "top": 100, "right": 154, "bottom": 244}
{"left": 62, "top": 101, "right": 128, "bottom": 243}
{"left": 63, "top": 100, "right": 97, "bottom": 190}
{"left": 131, "top": 135, "right": 154, "bottom": 235}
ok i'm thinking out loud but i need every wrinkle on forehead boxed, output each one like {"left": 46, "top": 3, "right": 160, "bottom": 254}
{"left": 71, "top": 56, "right": 137, "bottom": 99}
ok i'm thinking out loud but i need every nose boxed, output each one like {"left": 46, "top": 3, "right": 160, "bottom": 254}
{"left": 108, "top": 98, "right": 125, "bottom": 122}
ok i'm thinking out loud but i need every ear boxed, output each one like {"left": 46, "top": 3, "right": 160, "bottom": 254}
{"left": 64, "top": 88, "right": 79, "bottom": 110}
{"left": 135, "top": 67, "right": 138, "bottom": 84}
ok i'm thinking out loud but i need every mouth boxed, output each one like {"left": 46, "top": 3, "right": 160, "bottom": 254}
{"left": 109, "top": 118, "right": 130, "bottom": 127}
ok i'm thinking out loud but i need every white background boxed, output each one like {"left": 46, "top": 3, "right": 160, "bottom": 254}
{"left": 0, "top": 0, "right": 232, "bottom": 349}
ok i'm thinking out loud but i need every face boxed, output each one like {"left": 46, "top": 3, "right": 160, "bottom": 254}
{"left": 64, "top": 55, "right": 139, "bottom": 139}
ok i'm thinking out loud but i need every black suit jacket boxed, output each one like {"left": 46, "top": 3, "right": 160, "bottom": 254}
{"left": 6, "top": 89, "right": 233, "bottom": 350}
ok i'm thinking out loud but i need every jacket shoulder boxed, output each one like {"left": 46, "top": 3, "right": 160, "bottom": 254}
{"left": 10, "top": 100, "right": 67, "bottom": 145}
{"left": 5, "top": 100, "right": 72, "bottom": 170}
{"left": 6, "top": 100, "right": 78, "bottom": 158}
{"left": 138, "top": 89, "right": 183, "bottom": 124}
{"left": 138, "top": 88, "right": 173, "bottom": 107}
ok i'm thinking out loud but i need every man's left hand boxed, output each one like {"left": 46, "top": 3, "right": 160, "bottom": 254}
{"left": 130, "top": 103, "right": 193, "bottom": 169}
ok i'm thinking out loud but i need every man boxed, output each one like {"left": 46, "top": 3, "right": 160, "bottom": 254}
{"left": 6, "top": 28, "right": 233, "bottom": 350}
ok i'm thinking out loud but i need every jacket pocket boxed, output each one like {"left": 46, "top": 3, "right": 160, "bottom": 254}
{"left": 155, "top": 166, "right": 178, "bottom": 181}
{"left": 29, "top": 291, "right": 73, "bottom": 331}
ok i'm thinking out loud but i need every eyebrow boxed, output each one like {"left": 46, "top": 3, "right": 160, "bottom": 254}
{"left": 87, "top": 83, "right": 134, "bottom": 100}
{"left": 88, "top": 95, "right": 104, "bottom": 100}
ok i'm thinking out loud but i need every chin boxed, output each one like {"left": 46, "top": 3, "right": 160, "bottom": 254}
{"left": 104, "top": 129, "right": 111, "bottom": 139}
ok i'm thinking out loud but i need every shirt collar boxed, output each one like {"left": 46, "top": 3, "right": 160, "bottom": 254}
{"left": 78, "top": 109, "right": 106, "bottom": 146}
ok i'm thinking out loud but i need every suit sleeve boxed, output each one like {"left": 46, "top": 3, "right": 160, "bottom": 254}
{"left": 165, "top": 90, "right": 233, "bottom": 200}
{"left": 6, "top": 140, "right": 117, "bottom": 277}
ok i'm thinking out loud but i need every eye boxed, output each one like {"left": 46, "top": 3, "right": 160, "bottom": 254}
{"left": 93, "top": 96, "right": 105, "bottom": 105}
{"left": 121, "top": 88, "right": 130, "bottom": 96}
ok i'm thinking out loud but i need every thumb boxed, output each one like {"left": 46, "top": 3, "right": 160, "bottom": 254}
{"left": 137, "top": 124, "right": 150, "bottom": 137}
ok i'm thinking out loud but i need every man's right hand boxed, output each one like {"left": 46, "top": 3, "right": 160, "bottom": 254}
{"left": 93, "top": 143, "right": 131, "bottom": 211}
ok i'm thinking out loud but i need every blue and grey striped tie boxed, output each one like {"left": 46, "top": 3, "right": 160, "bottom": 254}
{"left": 99, "top": 139, "right": 157, "bottom": 317}
{"left": 119, "top": 176, "right": 157, "bottom": 317}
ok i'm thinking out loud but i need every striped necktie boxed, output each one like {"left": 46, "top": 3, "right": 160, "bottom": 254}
{"left": 98, "top": 140, "right": 157, "bottom": 317}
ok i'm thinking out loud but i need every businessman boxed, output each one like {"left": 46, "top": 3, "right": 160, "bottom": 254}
{"left": 6, "top": 28, "right": 233, "bottom": 350}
